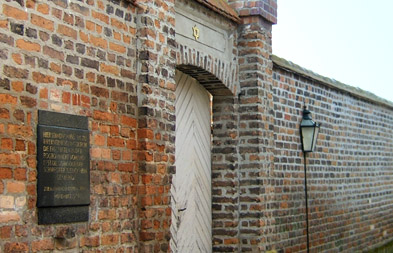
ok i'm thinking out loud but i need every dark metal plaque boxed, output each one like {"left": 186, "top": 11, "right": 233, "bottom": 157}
{"left": 38, "top": 206, "right": 89, "bottom": 225}
{"left": 37, "top": 110, "right": 90, "bottom": 224}
{"left": 37, "top": 125, "right": 89, "bottom": 207}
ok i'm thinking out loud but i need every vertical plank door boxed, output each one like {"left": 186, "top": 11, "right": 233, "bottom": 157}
{"left": 170, "top": 70, "right": 212, "bottom": 252}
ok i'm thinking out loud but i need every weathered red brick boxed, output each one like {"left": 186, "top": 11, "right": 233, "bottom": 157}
{"left": 37, "top": 3, "right": 50, "bottom": 14}
{"left": 80, "top": 236, "right": 99, "bottom": 247}
{"left": 0, "top": 20, "right": 8, "bottom": 28}
{"left": 79, "top": 30, "right": 89, "bottom": 43}
{"left": 100, "top": 63, "right": 120, "bottom": 75}
{"left": 90, "top": 35, "right": 107, "bottom": 49}
{"left": 15, "top": 225, "right": 28, "bottom": 237}
{"left": 70, "top": 2, "right": 89, "bottom": 16}
{"left": 57, "top": 78, "right": 78, "bottom": 89}
{"left": 0, "top": 108, "right": 10, "bottom": 119}
{"left": 32, "top": 72, "right": 55, "bottom": 83}
{"left": 32, "top": 238, "right": 54, "bottom": 252}
{"left": 92, "top": 10, "right": 109, "bottom": 24}
{"left": 1, "top": 138, "right": 12, "bottom": 150}
{"left": 50, "top": 62, "right": 62, "bottom": 74}
{"left": 57, "top": 24, "right": 77, "bottom": 39}
{"left": 101, "top": 234, "right": 119, "bottom": 245}
{"left": 138, "top": 129, "right": 154, "bottom": 139}
{"left": 93, "top": 134, "right": 106, "bottom": 146}
{"left": 3, "top": 5, "right": 28, "bottom": 20}
{"left": 109, "top": 42, "right": 126, "bottom": 53}
{"left": 7, "top": 181, "right": 25, "bottom": 193}
{"left": 91, "top": 86, "right": 109, "bottom": 98}
{"left": 0, "top": 154, "right": 21, "bottom": 166}
{"left": 26, "top": 83, "right": 37, "bottom": 94}
{"left": 3, "top": 65, "right": 29, "bottom": 79}
{"left": 31, "top": 13, "right": 54, "bottom": 31}
{"left": 8, "top": 124, "right": 33, "bottom": 137}
{"left": 107, "top": 137, "right": 124, "bottom": 147}
{"left": 63, "top": 12, "right": 74, "bottom": 25}
{"left": 43, "top": 46, "right": 64, "bottom": 61}
{"left": 16, "top": 39, "right": 41, "bottom": 52}
{"left": 39, "top": 87, "right": 49, "bottom": 99}
{"left": 4, "top": 242, "right": 28, "bottom": 253}
{"left": 0, "top": 211, "right": 20, "bottom": 223}
{"left": 20, "top": 96, "right": 37, "bottom": 108}
{"left": 140, "top": 232, "right": 155, "bottom": 241}
{"left": 126, "top": 140, "right": 137, "bottom": 150}
{"left": 118, "top": 163, "right": 135, "bottom": 172}
{"left": 93, "top": 110, "right": 114, "bottom": 121}
{"left": 14, "top": 168, "right": 26, "bottom": 180}
{"left": 0, "top": 226, "right": 12, "bottom": 239}
{"left": 0, "top": 168, "right": 12, "bottom": 179}
{"left": 111, "top": 18, "right": 127, "bottom": 31}
{"left": 121, "top": 116, "right": 137, "bottom": 128}
{"left": 0, "top": 94, "right": 17, "bottom": 105}
{"left": 12, "top": 53, "right": 23, "bottom": 65}
{"left": 80, "top": 95, "right": 90, "bottom": 107}
{"left": 98, "top": 209, "right": 116, "bottom": 220}
{"left": 62, "top": 91, "right": 71, "bottom": 104}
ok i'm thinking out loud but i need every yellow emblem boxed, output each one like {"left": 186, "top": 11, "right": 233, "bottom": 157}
{"left": 192, "top": 25, "right": 200, "bottom": 40}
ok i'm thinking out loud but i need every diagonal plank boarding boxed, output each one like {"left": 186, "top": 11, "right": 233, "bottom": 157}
{"left": 170, "top": 70, "right": 212, "bottom": 253}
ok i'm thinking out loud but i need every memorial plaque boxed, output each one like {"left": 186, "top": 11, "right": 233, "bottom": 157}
{"left": 37, "top": 126, "right": 89, "bottom": 207}
{"left": 37, "top": 110, "right": 90, "bottom": 224}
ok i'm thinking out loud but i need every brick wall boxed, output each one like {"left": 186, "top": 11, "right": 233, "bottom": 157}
{"left": 0, "top": 0, "right": 141, "bottom": 251}
{"left": 1, "top": 0, "right": 393, "bottom": 252}
{"left": 272, "top": 57, "right": 393, "bottom": 252}
{"left": 235, "top": 21, "right": 276, "bottom": 252}
{"left": 209, "top": 1, "right": 277, "bottom": 251}
{"left": 135, "top": 0, "right": 176, "bottom": 251}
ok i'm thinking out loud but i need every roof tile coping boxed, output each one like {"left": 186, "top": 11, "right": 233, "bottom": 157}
{"left": 133, "top": 0, "right": 240, "bottom": 23}
{"left": 194, "top": 0, "right": 241, "bottom": 23}
{"left": 272, "top": 55, "right": 393, "bottom": 109}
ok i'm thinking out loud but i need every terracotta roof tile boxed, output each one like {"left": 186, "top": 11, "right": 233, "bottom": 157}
{"left": 194, "top": 0, "right": 240, "bottom": 23}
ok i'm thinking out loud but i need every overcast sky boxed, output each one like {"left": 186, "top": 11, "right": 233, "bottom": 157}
{"left": 272, "top": 0, "right": 393, "bottom": 102}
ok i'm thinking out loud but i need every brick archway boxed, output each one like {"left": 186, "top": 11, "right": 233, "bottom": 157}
{"left": 173, "top": 0, "right": 241, "bottom": 250}
{"left": 176, "top": 45, "right": 239, "bottom": 96}
{"left": 176, "top": 64, "right": 232, "bottom": 96}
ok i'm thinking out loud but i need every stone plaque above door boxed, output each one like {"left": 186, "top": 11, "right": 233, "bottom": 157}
{"left": 175, "top": 0, "right": 240, "bottom": 96}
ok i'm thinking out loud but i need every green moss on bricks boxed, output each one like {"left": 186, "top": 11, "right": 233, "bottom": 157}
{"left": 367, "top": 239, "right": 393, "bottom": 253}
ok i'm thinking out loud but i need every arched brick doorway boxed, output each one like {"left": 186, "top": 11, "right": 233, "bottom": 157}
{"left": 170, "top": 65, "right": 238, "bottom": 252}
{"left": 171, "top": 69, "right": 213, "bottom": 252}
{"left": 172, "top": 0, "right": 240, "bottom": 251}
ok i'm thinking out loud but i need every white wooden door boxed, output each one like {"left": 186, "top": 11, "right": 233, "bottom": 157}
{"left": 170, "top": 70, "right": 212, "bottom": 253}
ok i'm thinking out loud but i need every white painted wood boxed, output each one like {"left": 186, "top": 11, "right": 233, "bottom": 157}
{"left": 170, "top": 70, "right": 212, "bottom": 253}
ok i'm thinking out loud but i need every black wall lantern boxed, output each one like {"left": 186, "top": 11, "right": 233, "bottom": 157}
{"left": 299, "top": 106, "right": 320, "bottom": 253}
{"left": 300, "top": 106, "right": 320, "bottom": 153}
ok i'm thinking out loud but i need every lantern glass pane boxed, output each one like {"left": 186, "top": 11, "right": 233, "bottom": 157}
{"left": 312, "top": 125, "right": 320, "bottom": 151}
{"left": 301, "top": 127, "right": 314, "bottom": 152}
